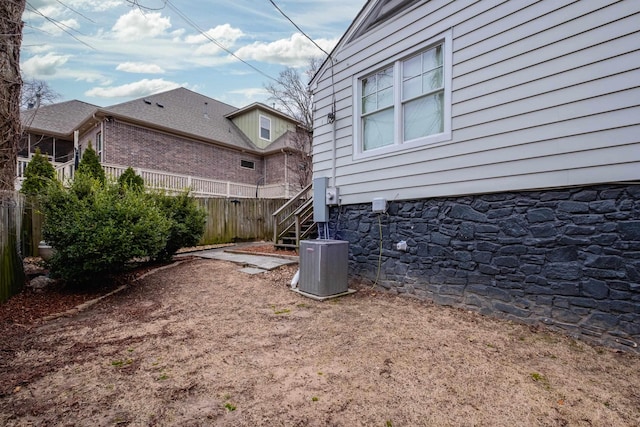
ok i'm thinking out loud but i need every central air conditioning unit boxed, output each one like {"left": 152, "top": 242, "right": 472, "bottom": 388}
{"left": 299, "top": 240, "right": 349, "bottom": 298}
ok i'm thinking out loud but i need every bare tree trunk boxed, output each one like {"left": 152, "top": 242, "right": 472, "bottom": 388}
{"left": 0, "top": 1, "right": 27, "bottom": 302}
{"left": 0, "top": 0, "right": 26, "bottom": 191}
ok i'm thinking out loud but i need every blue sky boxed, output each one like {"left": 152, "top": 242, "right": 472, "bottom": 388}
{"left": 21, "top": 0, "right": 367, "bottom": 108}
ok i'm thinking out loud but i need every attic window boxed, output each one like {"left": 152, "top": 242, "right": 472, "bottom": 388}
{"left": 143, "top": 99, "right": 151, "bottom": 105}
{"left": 240, "top": 160, "right": 255, "bottom": 169}
{"left": 259, "top": 115, "right": 271, "bottom": 141}
{"left": 156, "top": 102, "right": 164, "bottom": 108}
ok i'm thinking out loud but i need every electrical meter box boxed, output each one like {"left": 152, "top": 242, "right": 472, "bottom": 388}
{"left": 299, "top": 240, "right": 349, "bottom": 297}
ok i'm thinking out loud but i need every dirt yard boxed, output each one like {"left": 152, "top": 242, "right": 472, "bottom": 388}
{"left": 1, "top": 256, "right": 639, "bottom": 426}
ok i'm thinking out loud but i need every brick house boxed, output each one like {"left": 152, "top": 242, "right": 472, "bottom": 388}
{"left": 19, "top": 88, "right": 309, "bottom": 198}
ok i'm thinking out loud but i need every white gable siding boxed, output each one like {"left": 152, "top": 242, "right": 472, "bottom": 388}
{"left": 312, "top": 0, "right": 640, "bottom": 205}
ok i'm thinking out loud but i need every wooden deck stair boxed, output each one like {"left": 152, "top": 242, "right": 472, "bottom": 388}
{"left": 272, "top": 183, "right": 317, "bottom": 249}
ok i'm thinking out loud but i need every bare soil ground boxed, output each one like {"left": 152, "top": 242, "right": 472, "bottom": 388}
{"left": 1, "top": 252, "right": 639, "bottom": 426}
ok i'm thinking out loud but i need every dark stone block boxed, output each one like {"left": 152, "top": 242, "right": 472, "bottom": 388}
{"left": 473, "top": 251, "right": 492, "bottom": 264}
{"left": 566, "top": 225, "right": 596, "bottom": 235}
{"left": 493, "top": 302, "right": 530, "bottom": 318}
{"left": 543, "top": 262, "right": 582, "bottom": 280}
{"left": 581, "top": 278, "right": 609, "bottom": 299}
{"left": 588, "top": 312, "right": 620, "bottom": 328}
{"left": 479, "top": 264, "right": 499, "bottom": 275}
{"left": 500, "top": 218, "right": 528, "bottom": 237}
{"left": 590, "top": 200, "right": 617, "bottom": 214}
{"left": 521, "top": 255, "right": 545, "bottom": 265}
{"left": 570, "top": 297, "right": 598, "bottom": 308}
{"left": 487, "top": 207, "right": 513, "bottom": 219}
{"left": 476, "top": 224, "right": 500, "bottom": 233}
{"left": 584, "top": 268, "right": 625, "bottom": 279}
{"left": 527, "top": 208, "right": 555, "bottom": 223}
{"left": 521, "top": 264, "right": 541, "bottom": 275}
{"left": 530, "top": 224, "right": 557, "bottom": 238}
{"left": 572, "top": 190, "right": 598, "bottom": 202}
{"left": 448, "top": 204, "right": 487, "bottom": 222}
{"left": 432, "top": 294, "right": 462, "bottom": 306}
{"left": 477, "top": 242, "right": 501, "bottom": 252}
{"left": 498, "top": 245, "right": 527, "bottom": 256}
{"left": 431, "top": 232, "right": 451, "bottom": 246}
{"left": 609, "top": 300, "right": 638, "bottom": 314}
{"left": 546, "top": 246, "right": 578, "bottom": 262}
{"left": 458, "top": 223, "right": 475, "bottom": 240}
{"left": 559, "top": 236, "right": 590, "bottom": 245}
{"left": 619, "top": 221, "right": 640, "bottom": 241}
{"left": 525, "top": 284, "right": 553, "bottom": 295}
{"left": 573, "top": 215, "right": 603, "bottom": 225}
{"left": 584, "top": 255, "right": 623, "bottom": 270}
{"left": 471, "top": 199, "right": 490, "bottom": 212}
{"left": 593, "top": 234, "right": 618, "bottom": 245}
{"left": 558, "top": 201, "right": 589, "bottom": 213}
{"left": 551, "top": 282, "right": 580, "bottom": 296}
{"left": 422, "top": 207, "right": 440, "bottom": 219}
{"left": 551, "top": 308, "right": 582, "bottom": 323}
{"left": 467, "top": 284, "right": 488, "bottom": 295}
{"left": 494, "top": 256, "right": 519, "bottom": 268}
{"left": 541, "top": 191, "right": 571, "bottom": 201}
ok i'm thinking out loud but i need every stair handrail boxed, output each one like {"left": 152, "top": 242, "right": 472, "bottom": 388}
{"left": 272, "top": 182, "right": 312, "bottom": 246}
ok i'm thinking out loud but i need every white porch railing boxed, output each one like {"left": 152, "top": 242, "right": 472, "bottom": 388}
{"left": 16, "top": 157, "right": 292, "bottom": 199}
{"left": 102, "top": 163, "right": 291, "bottom": 199}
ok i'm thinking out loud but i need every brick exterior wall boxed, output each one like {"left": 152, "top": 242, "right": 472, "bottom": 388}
{"left": 328, "top": 183, "right": 640, "bottom": 352}
{"left": 102, "top": 120, "right": 264, "bottom": 185}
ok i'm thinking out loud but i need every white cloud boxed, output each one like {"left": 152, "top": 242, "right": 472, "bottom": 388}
{"left": 221, "top": 87, "right": 270, "bottom": 107}
{"left": 235, "top": 33, "right": 337, "bottom": 66}
{"left": 183, "top": 24, "right": 244, "bottom": 57}
{"left": 185, "top": 24, "right": 244, "bottom": 45}
{"left": 112, "top": 10, "right": 172, "bottom": 40}
{"left": 85, "top": 78, "right": 183, "bottom": 98}
{"left": 116, "top": 62, "right": 165, "bottom": 74}
{"left": 38, "top": 18, "right": 80, "bottom": 36}
{"left": 22, "top": 53, "right": 71, "bottom": 76}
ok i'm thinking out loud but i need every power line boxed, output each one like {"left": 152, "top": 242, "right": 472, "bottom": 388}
{"left": 54, "top": 0, "right": 96, "bottom": 24}
{"left": 164, "top": 0, "right": 277, "bottom": 82}
{"left": 25, "top": 2, "right": 95, "bottom": 50}
{"left": 266, "top": 0, "right": 331, "bottom": 57}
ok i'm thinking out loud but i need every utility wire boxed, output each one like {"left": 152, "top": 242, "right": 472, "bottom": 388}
{"left": 267, "top": 0, "right": 331, "bottom": 57}
{"left": 164, "top": 0, "right": 277, "bottom": 82}
{"left": 54, "top": 0, "right": 96, "bottom": 24}
{"left": 25, "top": 2, "right": 95, "bottom": 50}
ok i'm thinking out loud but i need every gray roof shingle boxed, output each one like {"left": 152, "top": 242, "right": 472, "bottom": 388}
{"left": 21, "top": 100, "right": 98, "bottom": 137}
{"left": 102, "top": 87, "right": 257, "bottom": 151}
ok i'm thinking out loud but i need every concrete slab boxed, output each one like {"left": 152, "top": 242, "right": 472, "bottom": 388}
{"left": 190, "top": 249, "right": 297, "bottom": 271}
{"left": 240, "top": 267, "right": 268, "bottom": 275}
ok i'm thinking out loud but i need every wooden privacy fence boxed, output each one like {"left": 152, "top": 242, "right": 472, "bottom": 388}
{"left": 198, "top": 198, "right": 287, "bottom": 244}
{"left": 1, "top": 191, "right": 25, "bottom": 303}
{"left": 20, "top": 197, "right": 288, "bottom": 254}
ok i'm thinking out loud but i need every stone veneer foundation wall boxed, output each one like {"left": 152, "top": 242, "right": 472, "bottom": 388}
{"left": 329, "top": 184, "right": 640, "bottom": 351}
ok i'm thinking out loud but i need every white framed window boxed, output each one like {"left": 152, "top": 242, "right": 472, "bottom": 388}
{"left": 259, "top": 115, "right": 271, "bottom": 141}
{"left": 96, "top": 131, "right": 103, "bottom": 162}
{"left": 353, "top": 31, "right": 452, "bottom": 159}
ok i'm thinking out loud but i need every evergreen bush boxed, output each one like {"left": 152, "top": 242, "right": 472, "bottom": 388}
{"left": 77, "top": 142, "right": 106, "bottom": 184}
{"left": 152, "top": 191, "right": 206, "bottom": 261}
{"left": 118, "top": 167, "right": 144, "bottom": 192}
{"left": 41, "top": 175, "right": 170, "bottom": 285}
{"left": 20, "top": 148, "right": 57, "bottom": 196}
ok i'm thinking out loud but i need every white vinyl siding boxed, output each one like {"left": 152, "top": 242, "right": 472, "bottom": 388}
{"left": 311, "top": 0, "right": 640, "bottom": 205}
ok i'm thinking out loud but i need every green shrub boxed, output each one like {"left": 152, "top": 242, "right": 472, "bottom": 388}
{"left": 77, "top": 142, "right": 106, "bottom": 184}
{"left": 41, "top": 177, "right": 170, "bottom": 285}
{"left": 118, "top": 167, "right": 144, "bottom": 192}
{"left": 152, "top": 191, "right": 206, "bottom": 261}
{"left": 20, "top": 148, "right": 57, "bottom": 196}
